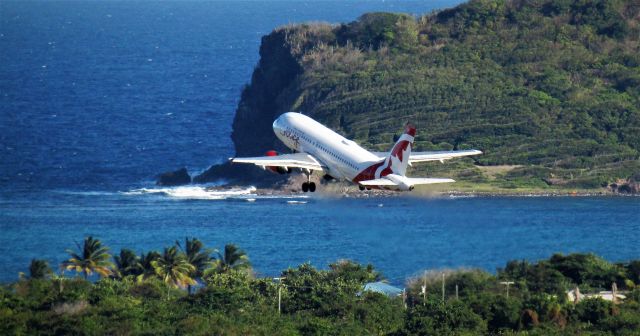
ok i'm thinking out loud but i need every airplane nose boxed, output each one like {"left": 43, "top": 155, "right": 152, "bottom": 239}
{"left": 272, "top": 115, "right": 282, "bottom": 132}
{"left": 273, "top": 112, "right": 295, "bottom": 133}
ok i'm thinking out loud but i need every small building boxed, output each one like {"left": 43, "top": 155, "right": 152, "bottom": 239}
{"left": 360, "top": 282, "right": 404, "bottom": 297}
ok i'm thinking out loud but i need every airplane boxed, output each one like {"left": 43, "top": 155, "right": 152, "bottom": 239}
{"left": 231, "top": 112, "right": 482, "bottom": 192}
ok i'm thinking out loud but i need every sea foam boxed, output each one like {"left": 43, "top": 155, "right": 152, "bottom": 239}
{"left": 122, "top": 186, "right": 257, "bottom": 200}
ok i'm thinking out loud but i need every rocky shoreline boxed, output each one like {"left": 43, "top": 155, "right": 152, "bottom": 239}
{"left": 206, "top": 182, "right": 637, "bottom": 199}
{"left": 200, "top": 171, "right": 636, "bottom": 198}
{"left": 158, "top": 165, "right": 637, "bottom": 198}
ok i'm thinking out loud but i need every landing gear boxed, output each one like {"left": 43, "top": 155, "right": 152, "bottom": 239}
{"left": 301, "top": 172, "right": 316, "bottom": 192}
{"left": 301, "top": 182, "right": 316, "bottom": 193}
{"left": 359, "top": 185, "right": 365, "bottom": 191}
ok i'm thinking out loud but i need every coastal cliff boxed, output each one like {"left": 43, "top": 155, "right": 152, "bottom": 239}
{"left": 196, "top": 0, "right": 640, "bottom": 190}
{"left": 194, "top": 27, "right": 329, "bottom": 185}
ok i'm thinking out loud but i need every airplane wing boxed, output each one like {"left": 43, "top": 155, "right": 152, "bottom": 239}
{"left": 371, "top": 149, "right": 482, "bottom": 164}
{"left": 409, "top": 149, "right": 482, "bottom": 163}
{"left": 231, "top": 153, "right": 325, "bottom": 171}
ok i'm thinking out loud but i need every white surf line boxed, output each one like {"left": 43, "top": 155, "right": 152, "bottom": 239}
{"left": 122, "top": 186, "right": 310, "bottom": 201}
{"left": 121, "top": 186, "right": 256, "bottom": 200}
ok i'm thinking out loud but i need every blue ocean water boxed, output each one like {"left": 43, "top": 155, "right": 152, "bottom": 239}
{"left": 0, "top": 1, "right": 638, "bottom": 284}
{"left": 0, "top": 0, "right": 460, "bottom": 192}
{"left": 1, "top": 192, "right": 639, "bottom": 284}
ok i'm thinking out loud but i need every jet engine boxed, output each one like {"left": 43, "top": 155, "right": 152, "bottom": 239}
{"left": 265, "top": 150, "right": 291, "bottom": 174}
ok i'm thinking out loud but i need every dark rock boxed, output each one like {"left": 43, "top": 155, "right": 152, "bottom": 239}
{"left": 617, "top": 184, "right": 632, "bottom": 194}
{"left": 608, "top": 178, "right": 639, "bottom": 194}
{"left": 157, "top": 167, "right": 191, "bottom": 186}
{"left": 193, "top": 161, "right": 287, "bottom": 187}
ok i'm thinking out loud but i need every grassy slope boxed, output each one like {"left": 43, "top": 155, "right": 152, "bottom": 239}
{"left": 230, "top": 0, "right": 639, "bottom": 192}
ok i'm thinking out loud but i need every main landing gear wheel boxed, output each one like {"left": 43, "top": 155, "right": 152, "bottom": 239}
{"left": 359, "top": 185, "right": 365, "bottom": 191}
{"left": 301, "top": 170, "right": 316, "bottom": 192}
{"left": 301, "top": 182, "right": 316, "bottom": 192}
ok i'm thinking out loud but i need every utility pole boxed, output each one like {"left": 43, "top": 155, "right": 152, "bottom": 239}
{"left": 273, "top": 277, "right": 286, "bottom": 314}
{"left": 278, "top": 285, "right": 282, "bottom": 314}
{"left": 422, "top": 271, "right": 427, "bottom": 305}
{"left": 402, "top": 288, "right": 407, "bottom": 309}
{"left": 442, "top": 273, "right": 445, "bottom": 302}
{"left": 455, "top": 284, "right": 459, "bottom": 300}
{"left": 500, "top": 281, "right": 514, "bottom": 299}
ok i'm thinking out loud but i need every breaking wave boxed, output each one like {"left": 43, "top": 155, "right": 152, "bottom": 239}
{"left": 121, "top": 186, "right": 310, "bottom": 201}
{"left": 122, "top": 186, "right": 258, "bottom": 200}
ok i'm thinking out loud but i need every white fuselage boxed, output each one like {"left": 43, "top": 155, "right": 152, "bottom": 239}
{"left": 273, "top": 112, "right": 380, "bottom": 181}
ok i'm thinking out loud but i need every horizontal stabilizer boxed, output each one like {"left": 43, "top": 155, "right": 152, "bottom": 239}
{"left": 358, "top": 178, "right": 398, "bottom": 186}
{"left": 358, "top": 176, "right": 455, "bottom": 187}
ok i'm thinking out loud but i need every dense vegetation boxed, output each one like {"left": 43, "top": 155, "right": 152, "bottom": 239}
{"left": 214, "top": 0, "right": 640, "bottom": 191}
{"left": 1, "top": 236, "right": 639, "bottom": 335}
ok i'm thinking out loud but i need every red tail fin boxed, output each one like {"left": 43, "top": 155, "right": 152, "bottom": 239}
{"left": 353, "top": 124, "right": 416, "bottom": 183}
{"left": 381, "top": 124, "right": 415, "bottom": 177}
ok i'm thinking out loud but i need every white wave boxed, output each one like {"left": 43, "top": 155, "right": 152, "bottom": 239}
{"left": 53, "top": 190, "right": 118, "bottom": 196}
{"left": 249, "top": 194, "right": 309, "bottom": 200}
{"left": 121, "top": 185, "right": 316, "bottom": 201}
{"left": 286, "top": 200, "right": 308, "bottom": 205}
{"left": 122, "top": 186, "right": 257, "bottom": 200}
{"left": 448, "top": 194, "right": 477, "bottom": 199}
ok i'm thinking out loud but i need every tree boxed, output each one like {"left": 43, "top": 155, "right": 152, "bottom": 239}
{"left": 61, "top": 236, "right": 114, "bottom": 279}
{"left": 176, "top": 238, "right": 213, "bottom": 294}
{"left": 28, "top": 259, "right": 52, "bottom": 279}
{"left": 548, "top": 253, "right": 625, "bottom": 289}
{"left": 136, "top": 251, "right": 160, "bottom": 283}
{"left": 487, "top": 296, "right": 523, "bottom": 332}
{"left": 575, "top": 297, "right": 612, "bottom": 325}
{"left": 151, "top": 246, "right": 195, "bottom": 297}
{"left": 207, "top": 244, "right": 251, "bottom": 274}
{"left": 113, "top": 248, "right": 142, "bottom": 279}
{"left": 404, "top": 297, "right": 486, "bottom": 334}
{"left": 328, "top": 259, "right": 382, "bottom": 283}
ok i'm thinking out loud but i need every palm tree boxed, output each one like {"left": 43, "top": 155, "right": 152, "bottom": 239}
{"left": 28, "top": 259, "right": 52, "bottom": 279}
{"left": 151, "top": 246, "right": 195, "bottom": 298}
{"left": 61, "top": 236, "right": 114, "bottom": 279}
{"left": 113, "top": 248, "right": 142, "bottom": 279}
{"left": 136, "top": 251, "right": 161, "bottom": 283}
{"left": 176, "top": 237, "right": 213, "bottom": 294}
{"left": 208, "top": 244, "right": 251, "bottom": 274}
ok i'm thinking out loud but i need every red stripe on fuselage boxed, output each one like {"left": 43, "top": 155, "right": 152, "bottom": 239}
{"left": 353, "top": 160, "right": 384, "bottom": 183}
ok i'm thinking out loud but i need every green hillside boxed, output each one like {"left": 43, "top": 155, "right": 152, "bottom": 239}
{"left": 201, "top": 0, "right": 640, "bottom": 191}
